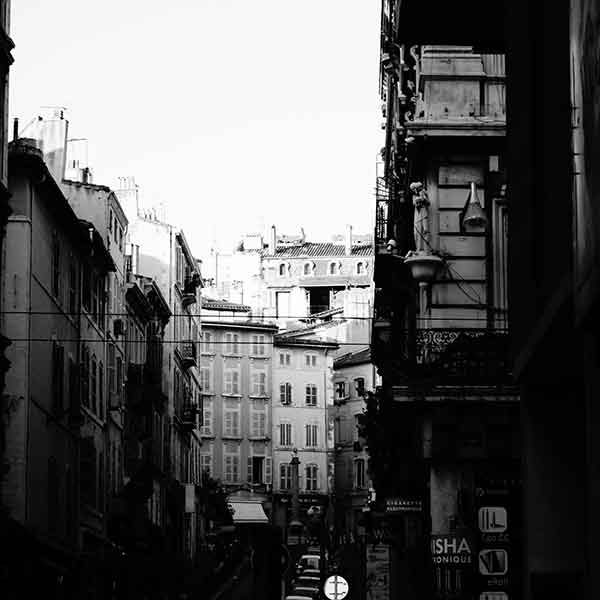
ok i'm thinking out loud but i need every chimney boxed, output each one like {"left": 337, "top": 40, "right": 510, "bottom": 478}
{"left": 345, "top": 225, "right": 353, "bottom": 256}
{"left": 268, "top": 225, "right": 277, "bottom": 256}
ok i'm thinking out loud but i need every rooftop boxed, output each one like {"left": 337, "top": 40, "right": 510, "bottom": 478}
{"left": 334, "top": 347, "right": 372, "bottom": 369}
{"left": 265, "top": 242, "right": 373, "bottom": 259}
{"left": 201, "top": 298, "right": 252, "bottom": 312}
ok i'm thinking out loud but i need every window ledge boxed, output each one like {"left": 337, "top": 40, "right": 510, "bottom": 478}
{"left": 200, "top": 433, "right": 215, "bottom": 439}
{"left": 249, "top": 436, "right": 270, "bottom": 441}
{"left": 249, "top": 394, "right": 270, "bottom": 400}
{"left": 200, "top": 351, "right": 216, "bottom": 357}
{"left": 223, "top": 353, "right": 243, "bottom": 359}
{"left": 222, "top": 435, "right": 243, "bottom": 441}
{"left": 249, "top": 355, "right": 269, "bottom": 359}
{"left": 222, "top": 393, "right": 242, "bottom": 398}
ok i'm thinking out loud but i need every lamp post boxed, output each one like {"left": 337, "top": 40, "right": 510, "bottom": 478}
{"left": 289, "top": 448, "right": 302, "bottom": 539}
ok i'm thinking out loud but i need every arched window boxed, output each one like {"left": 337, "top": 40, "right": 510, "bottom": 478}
{"left": 329, "top": 262, "right": 338, "bottom": 275}
{"left": 356, "top": 262, "right": 364, "bottom": 275}
{"left": 279, "top": 263, "right": 287, "bottom": 277}
{"left": 303, "top": 262, "right": 312, "bottom": 276}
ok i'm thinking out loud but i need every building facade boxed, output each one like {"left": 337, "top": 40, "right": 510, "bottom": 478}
{"left": 331, "top": 348, "right": 379, "bottom": 544}
{"left": 198, "top": 303, "right": 277, "bottom": 525}
{"left": 369, "top": 6, "right": 519, "bottom": 600}
{"left": 2, "top": 137, "right": 116, "bottom": 597}
{"left": 270, "top": 334, "right": 338, "bottom": 542}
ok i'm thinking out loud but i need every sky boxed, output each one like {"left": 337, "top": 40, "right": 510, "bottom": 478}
{"left": 9, "top": 1, "right": 383, "bottom": 260}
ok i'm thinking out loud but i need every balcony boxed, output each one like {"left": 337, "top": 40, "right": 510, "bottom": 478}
{"left": 181, "top": 275, "right": 200, "bottom": 308}
{"left": 178, "top": 341, "right": 197, "bottom": 370}
{"left": 408, "top": 47, "right": 506, "bottom": 137}
{"left": 180, "top": 403, "right": 199, "bottom": 432}
{"left": 400, "top": 327, "right": 513, "bottom": 384}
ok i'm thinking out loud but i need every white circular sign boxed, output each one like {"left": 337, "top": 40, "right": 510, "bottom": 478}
{"left": 323, "top": 575, "right": 349, "bottom": 600}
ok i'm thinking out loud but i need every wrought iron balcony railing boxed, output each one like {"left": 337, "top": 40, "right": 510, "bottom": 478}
{"left": 399, "top": 327, "right": 512, "bottom": 383}
{"left": 178, "top": 341, "right": 197, "bottom": 370}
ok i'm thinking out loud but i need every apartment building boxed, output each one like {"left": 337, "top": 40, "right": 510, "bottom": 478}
{"left": 270, "top": 333, "right": 338, "bottom": 539}
{"left": 199, "top": 300, "right": 277, "bottom": 524}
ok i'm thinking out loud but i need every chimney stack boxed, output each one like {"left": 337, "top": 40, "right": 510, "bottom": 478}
{"left": 345, "top": 225, "right": 353, "bottom": 256}
{"left": 268, "top": 225, "right": 277, "bottom": 256}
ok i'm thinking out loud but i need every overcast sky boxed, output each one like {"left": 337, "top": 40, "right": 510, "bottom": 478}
{"left": 9, "top": 1, "right": 382, "bottom": 259}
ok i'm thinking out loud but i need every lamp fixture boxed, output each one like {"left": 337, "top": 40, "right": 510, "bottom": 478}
{"left": 461, "top": 182, "right": 488, "bottom": 233}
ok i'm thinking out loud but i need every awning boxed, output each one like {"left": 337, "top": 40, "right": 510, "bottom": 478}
{"left": 229, "top": 501, "right": 269, "bottom": 525}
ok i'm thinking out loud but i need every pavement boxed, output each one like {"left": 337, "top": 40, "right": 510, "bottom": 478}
{"left": 209, "top": 556, "right": 253, "bottom": 600}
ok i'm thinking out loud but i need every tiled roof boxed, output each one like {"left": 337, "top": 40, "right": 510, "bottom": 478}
{"left": 265, "top": 243, "right": 373, "bottom": 259}
{"left": 274, "top": 335, "right": 339, "bottom": 348}
{"left": 334, "top": 347, "right": 372, "bottom": 368}
{"left": 201, "top": 298, "right": 251, "bottom": 312}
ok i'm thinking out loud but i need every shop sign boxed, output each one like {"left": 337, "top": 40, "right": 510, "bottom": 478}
{"left": 431, "top": 535, "right": 474, "bottom": 565}
{"left": 478, "top": 549, "right": 508, "bottom": 576}
{"left": 385, "top": 498, "right": 422, "bottom": 513}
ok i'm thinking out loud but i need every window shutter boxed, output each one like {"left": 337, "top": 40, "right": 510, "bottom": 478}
{"left": 265, "top": 457, "right": 272, "bottom": 484}
{"left": 247, "top": 457, "right": 253, "bottom": 483}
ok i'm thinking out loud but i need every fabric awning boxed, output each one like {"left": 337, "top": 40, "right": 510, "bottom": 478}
{"left": 229, "top": 501, "right": 269, "bottom": 524}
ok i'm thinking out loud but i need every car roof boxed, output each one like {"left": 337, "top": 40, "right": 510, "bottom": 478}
{"left": 302, "top": 569, "right": 320, "bottom": 574}
{"left": 301, "top": 554, "right": 320, "bottom": 560}
{"left": 286, "top": 596, "right": 314, "bottom": 600}
{"left": 293, "top": 587, "right": 319, "bottom": 593}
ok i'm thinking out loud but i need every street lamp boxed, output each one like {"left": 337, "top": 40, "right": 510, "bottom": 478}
{"left": 289, "top": 448, "right": 303, "bottom": 531}
{"left": 461, "top": 181, "right": 488, "bottom": 233}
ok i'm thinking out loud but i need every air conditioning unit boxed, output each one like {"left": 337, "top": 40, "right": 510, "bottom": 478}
{"left": 113, "top": 319, "right": 124, "bottom": 337}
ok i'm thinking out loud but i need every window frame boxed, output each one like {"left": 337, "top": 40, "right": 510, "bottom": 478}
{"left": 305, "top": 384, "right": 317, "bottom": 406}
{"left": 305, "top": 464, "right": 318, "bottom": 491}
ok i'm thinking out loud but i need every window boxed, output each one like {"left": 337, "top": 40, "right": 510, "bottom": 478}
{"left": 200, "top": 366, "right": 212, "bottom": 393}
{"left": 81, "top": 346, "right": 90, "bottom": 408}
{"left": 225, "top": 333, "right": 240, "bottom": 354}
{"left": 68, "top": 262, "right": 77, "bottom": 315}
{"left": 280, "top": 463, "right": 292, "bottom": 490}
{"left": 51, "top": 342, "right": 64, "bottom": 415}
{"left": 201, "top": 400, "right": 213, "bottom": 436}
{"left": 356, "top": 262, "right": 365, "bottom": 275}
{"left": 279, "top": 352, "right": 291, "bottom": 367}
{"left": 305, "top": 384, "right": 317, "bottom": 406}
{"left": 305, "top": 424, "right": 318, "bottom": 448}
{"left": 51, "top": 232, "right": 61, "bottom": 299}
{"left": 305, "top": 353, "right": 317, "bottom": 368}
{"left": 251, "top": 404, "right": 267, "bottom": 437}
{"left": 303, "top": 262, "right": 312, "bottom": 276}
{"left": 99, "top": 362, "right": 104, "bottom": 420}
{"left": 201, "top": 331, "right": 213, "bottom": 353}
{"left": 279, "top": 423, "right": 292, "bottom": 446}
{"left": 280, "top": 382, "right": 292, "bottom": 405}
{"left": 80, "top": 437, "right": 96, "bottom": 507}
{"left": 305, "top": 464, "right": 318, "bottom": 491}
{"left": 354, "top": 458, "right": 366, "bottom": 489}
{"left": 336, "top": 381, "right": 347, "bottom": 399}
{"left": 107, "top": 344, "right": 115, "bottom": 398}
{"left": 116, "top": 356, "right": 123, "bottom": 403}
{"left": 224, "top": 409, "right": 240, "bottom": 437}
{"left": 224, "top": 368, "right": 240, "bottom": 394}
{"left": 252, "top": 334, "right": 265, "bottom": 356}
{"left": 251, "top": 369, "right": 267, "bottom": 396}
{"left": 90, "top": 355, "right": 97, "bottom": 413}
{"left": 354, "top": 377, "right": 365, "bottom": 397}
{"left": 354, "top": 414, "right": 361, "bottom": 442}
{"left": 201, "top": 453, "right": 212, "bottom": 477}
{"left": 224, "top": 454, "right": 240, "bottom": 483}
{"left": 47, "top": 456, "right": 59, "bottom": 533}
{"left": 279, "top": 263, "right": 287, "bottom": 277}
{"left": 329, "top": 262, "right": 339, "bottom": 275}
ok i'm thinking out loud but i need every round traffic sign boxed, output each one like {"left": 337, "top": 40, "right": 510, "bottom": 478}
{"left": 323, "top": 575, "right": 349, "bottom": 600}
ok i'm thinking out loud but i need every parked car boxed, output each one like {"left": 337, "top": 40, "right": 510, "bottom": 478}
{"left": 286, "top": 595, "right": 314, "bottom": 600}
{"left": 300, "top": 569, "right": 321, "bottom": 579}
{"left": 294, "top": 573, "right": 321, "bottom": 587}
{"left": 292, "top": 586, "right": 320, "bottom": 599}
{"left": 296, "top": 555, "right": 321, "bottom": 575}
